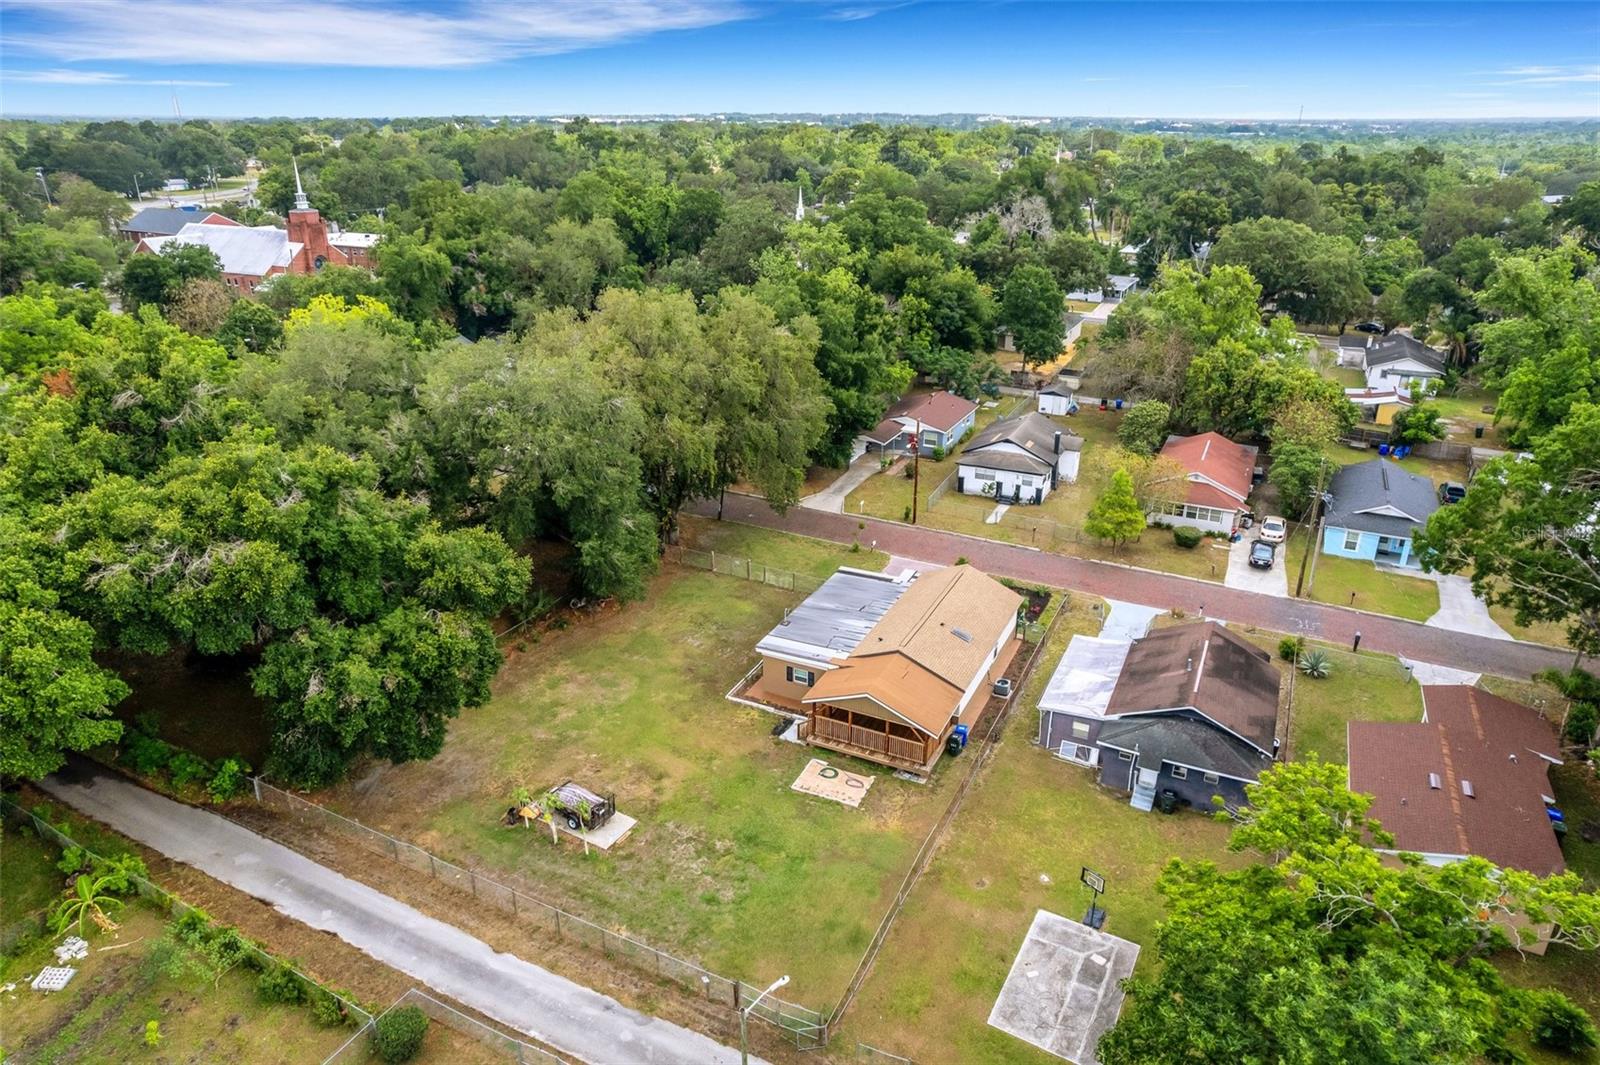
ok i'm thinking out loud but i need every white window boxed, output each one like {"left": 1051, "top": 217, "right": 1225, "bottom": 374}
{"left": 973, "top": 470, "right": 995, "bottom": 481}
{"left": 1203, "top": 772, "right": 1220, "bottom": 785}
{"left": 1170, "top": 765, "right": 1188, "bottom": 780}
{"left": 785, "top": 666, "right": 815, "bottom": 686}
{"left": 1342, "top": 529, "right": 1361, "bottom": 552}
{"left": 1117, "top": 751, "right": 1134, "bottom": 762}
{"left": 1070, "top": 721, "right": 1091, "bottom": 739}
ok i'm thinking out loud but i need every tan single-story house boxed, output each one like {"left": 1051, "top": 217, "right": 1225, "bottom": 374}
{"left": 751, "top": 565, "right": 1022, "bottom": 774}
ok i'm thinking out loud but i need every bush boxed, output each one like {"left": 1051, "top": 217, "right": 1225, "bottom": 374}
{"left": 373, "top": 1005, "right": 430, "bottom": 1063}
{"left": 121, "top": 731, "right": 174, "bottom": 777}
{"left": 1277, "top": 637, "right": 1304, "bottom": 662}
{"left": 257, "top": 964, "right": 307, "bottom": 1005}
{"left": 1564, "top": 702, "right": 1598, "bottom": 747}
{"left": 930, "top": 445, "right": 947, "bottom": 462}
{"left": 206, "top": 757, "right": 251, "bottom": 803}
{"left": 1532, "top": 990, "right": 1599, "bottom": 1054}
{"left": 1173, "top": 526, "right": 1203, "bottom": 549}
{"left": 170, "top": 752, "right": 213, "bottom": 791}
{"left": 312, "top": 988, "right": 349, "bottom": 1027}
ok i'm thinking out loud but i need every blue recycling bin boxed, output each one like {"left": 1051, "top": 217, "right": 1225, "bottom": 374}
{"left": 1114, "top": 398, "right": 1123, "bottom": 410}
{"left": 1378, "top": 444, "right": 1390, "bottom": 456}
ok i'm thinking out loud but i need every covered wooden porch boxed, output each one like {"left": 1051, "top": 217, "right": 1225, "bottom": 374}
{"left": 800, "top": 704, "right": 948, "bottom": 774}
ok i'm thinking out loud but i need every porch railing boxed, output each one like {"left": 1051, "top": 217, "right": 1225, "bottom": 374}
{"left": 808, "top": 715, "right": 930, "bottom": 768}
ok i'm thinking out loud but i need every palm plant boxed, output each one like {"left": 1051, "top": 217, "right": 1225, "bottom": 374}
{"left": 1297, "top": 650, "right": 1332, "bottom": 679}
{"left": 53, "top": 873, "right": 123, "bottom": 935}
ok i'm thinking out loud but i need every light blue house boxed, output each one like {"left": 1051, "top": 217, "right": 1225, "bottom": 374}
{"left": 1320, "top": 459, "right": 1439, "bottom": 569}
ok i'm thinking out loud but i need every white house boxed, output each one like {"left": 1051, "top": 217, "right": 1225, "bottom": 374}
{"left": 957, "top": 413, "right": 1081, "bottom": 504}
{"left": 1358, "top": 334, "right": 1448, "bottom": 392}
{"left": 1149, "top": 432, "right": 1259, "bottom": 535}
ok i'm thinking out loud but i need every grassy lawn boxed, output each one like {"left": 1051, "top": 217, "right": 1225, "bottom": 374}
{"left": 1320, "top": 439, "right": 1470, "bottom": 489}
{"left": 1430, "top": 382, "right": 1509, "bottom": 446}
{"left": 838, "top": 594, "right": 1245, "bottom": 1062}
{"left": 844, "top": 397, "right": 1027, "bottom": 524}
{"left": 1234, "top": 629, "right": 1421, "bottom": 762}
{"left": 0, "top": 907, "right": 354, "bottom": 1064}
{"left": 315, "top": 555, "right": 959, "bottom": 1010}
{"left": 1, "top": 819, "right": 62, "bottom": 931}
{"left": 1285, "top": 530, "right": 1440, "bottom": 622}
{"left": 1487, "top": 600, "right": 1574, "bottom": 649}
{"left": 678, "top": 514, "right": 887, "bottom": 579}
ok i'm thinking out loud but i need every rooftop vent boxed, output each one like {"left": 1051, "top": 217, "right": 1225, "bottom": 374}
{"left": 1428, "top": 773, "right": 1441, "bottom": 790}
{"left": 952, "top": 627, "right": 973, "bottom": 643}
{"left": 1461, "top": 780, "right": 1475, "bottom": 799}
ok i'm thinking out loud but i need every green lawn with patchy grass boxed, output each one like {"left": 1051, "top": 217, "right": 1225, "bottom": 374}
{"left": 317, "top": 553, "right": 957, "bottom": 1009}
{"left": 1, "top": 907, "right": 355, "bottom": 1064}
{"left": 678, "top": 514, "right": 887, "bottom": 579}
{"left": 838, "top": 595, "right": 1245, "bottom": 1062}
{"left": 1285, "top": 531, "right": 1440, "bottom": 622}
{"left": 1, "top": 820, "right": 62, "bottom": 932}
{"left": 1234, "top": 629, "right": 1421, "bottom": 762}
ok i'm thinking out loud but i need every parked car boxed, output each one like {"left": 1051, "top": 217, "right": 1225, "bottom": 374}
{"left": 1248, "top": 540, "right": 1276, "bottom": 570}
{"left": 543, "top": 781, "right": 615, "bottom": 832}
{"left": 1438, "top": 481, "right": 1466, "bottom": 505}
{"left": 1257, "top": 515, "right": 1287, "bottom": 543}
{"left": 1354, "top": 321, "right": 1385, "bottom": 334}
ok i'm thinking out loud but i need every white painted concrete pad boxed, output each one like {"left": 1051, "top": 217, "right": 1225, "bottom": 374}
{"left": 791, "top": 758, "right": 874, "bottom": 807}
{"left": 1099, "top": 600, "right": 1162, "bottom": 641}
{"left": 1223, "top": 537, "right": 1288, "bottom": 597}
{"left": 883, "top": 555, "right": 940, "bottom": 579}
{"left": 1399, "top": 657, "right": 1482, "bottom": 687}
{"left": 988, "top": 910, "right": 1140, "bottom": 1065}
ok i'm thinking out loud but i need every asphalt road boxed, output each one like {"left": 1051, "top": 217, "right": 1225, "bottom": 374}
{"left": 41, "top": 761, "right": 760, "bottom": 1065}
{"left": 692, "top": 494, "right": 1586, "bottom": 681}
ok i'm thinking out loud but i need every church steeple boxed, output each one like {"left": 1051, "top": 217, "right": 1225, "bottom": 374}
{"left": 292, "top": 157, "right": 309, "bottom": 211}
{"left": 794, "top": 183, "right": 805, "bottom": 222}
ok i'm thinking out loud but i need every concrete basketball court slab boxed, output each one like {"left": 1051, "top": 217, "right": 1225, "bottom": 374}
{"left": 791, "top": 758, "right": 874, "bottom": 807}
{"left": 988, "top": 910, "right": 1140, "bottom": 1065}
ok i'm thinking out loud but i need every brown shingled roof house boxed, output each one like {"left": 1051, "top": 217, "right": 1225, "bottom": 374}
{"left": 1348, "top": 685, "right": 1565, "bottom": 877}
{"left": 757, "top": 565, "right": 1022, "bottom": 775}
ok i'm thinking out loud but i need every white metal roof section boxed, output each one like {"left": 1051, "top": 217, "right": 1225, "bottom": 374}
{"left": 755, "top": 567, "right": 912, "bottom": 670}
{"left": 329, "top": 231, "right": 381, "bottom": 248}
{"left": 145, "top": 222, "right": 299, "bottom": 277}
{"left": 1038, "top": 635, "right": 1131, "bottom": 719}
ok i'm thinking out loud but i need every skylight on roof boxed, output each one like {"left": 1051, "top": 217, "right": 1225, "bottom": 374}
{"left": 952, "top": 627, "right": 973, "bottom": 643}
{"left": 1428, "top": 773, "right": 1441, "bottom": 789}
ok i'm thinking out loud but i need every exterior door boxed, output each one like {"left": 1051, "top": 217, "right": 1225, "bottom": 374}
{"left": 1136, "top": 768, "right": 1159, "bottom": 790}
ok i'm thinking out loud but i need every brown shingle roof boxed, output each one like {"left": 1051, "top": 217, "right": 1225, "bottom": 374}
{"left": 801, "top": 655, "right": 962, "bottom": 735}
{"left": 852, "top": 566, "right": 1021, "bottom": 688}
{"left": 884, "top": 391, "right": 979, "bottom": 434}
{"left": 1104, "top": 622, "right": 1280, "bottom": 754}
{"left": 1348, "top": 685, "right": 1564, "bottom": 875}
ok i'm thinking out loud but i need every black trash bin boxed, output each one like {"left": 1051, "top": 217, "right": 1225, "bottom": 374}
{"left": 1156, "top": 789, "right": 1180, "bottom": 815}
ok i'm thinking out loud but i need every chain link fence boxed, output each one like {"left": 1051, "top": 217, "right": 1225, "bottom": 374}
{"left": 325, "top": 988, "right": 566, "bottom": 1064}
{"left": 250, "top": 779, "right": 828, "bottom": 1048}
{"left": 665, "top": 545, "right": 826, "bottom": 596}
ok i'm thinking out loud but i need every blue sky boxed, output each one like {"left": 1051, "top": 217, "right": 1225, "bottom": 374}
{"left": 2, "top": 1, "right": 1597, "bottom": 120}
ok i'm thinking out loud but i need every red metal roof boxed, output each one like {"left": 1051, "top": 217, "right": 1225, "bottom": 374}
{"left": 1158, "top": 432, "right": 1256, "bottom": 506}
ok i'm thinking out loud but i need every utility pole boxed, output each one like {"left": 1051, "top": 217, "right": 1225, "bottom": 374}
{"left": 133, "top": 172, "right": 144, "bottom": 202}
{"left": 1294, "top": 460, "right": 1329, "bottom": 598}
{"left": 910, "top": 420, "right": 922, "bottom": 526}
{"left": 740, "top": 975, "right": 789, "bottom": 1065}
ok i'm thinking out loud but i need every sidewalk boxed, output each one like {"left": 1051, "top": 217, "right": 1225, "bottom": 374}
{"left": 691, "top": 494, "right": 1585, "bottom": 681}
{"left": 40, "top": 761, "right": 760, "bottom": 1065}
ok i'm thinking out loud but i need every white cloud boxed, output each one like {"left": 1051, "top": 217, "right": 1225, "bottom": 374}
{"left": 1, "top": 68, "right": 228, "bottom": 86}
{"left": 5, "top": 0, "right": 749, "bottom": 68}
{"left": 821, "top": 1, "right": 913, "bottom": 20}
{"left": 1484, "top": 64, "right": 1600, "bottom": 85}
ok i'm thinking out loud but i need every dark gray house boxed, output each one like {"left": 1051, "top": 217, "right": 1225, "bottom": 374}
{"left": 120, "top": 205, "right": 231, "bottom": 242}
{"left": 1039, "top": 622, "right": 1282, "bottom": 811}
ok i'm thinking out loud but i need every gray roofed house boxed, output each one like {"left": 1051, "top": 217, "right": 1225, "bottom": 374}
{"left": 1359, "top": 333, "right": 1449, "bottom": 390}
{"left": 956, "top": 412, "right": 1082, "bottom": 503}
{"left": 1320, "top": 458, "right": 1439, "bottom": 568}
{"left": 120, "top": 206, "right": 233, "bottom": 241}
{"left": 1039, "top": 620, "right": 1281, "bottom": 813}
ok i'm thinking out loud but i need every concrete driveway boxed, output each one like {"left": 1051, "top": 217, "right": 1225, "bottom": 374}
{"left": 1223, "top": 536, "right": 1288, "bottom": 597}
{"left": 800, "top": 453, "right": 884, "bottom": 513}
{"left": 41, "top": 762, "right": 759, "bottom": 1065}
{"left": 1424, "top": 573, "right": 1511, "bottom": 640}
